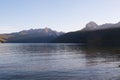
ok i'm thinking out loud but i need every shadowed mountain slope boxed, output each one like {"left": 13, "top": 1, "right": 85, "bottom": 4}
{"left": 54, "top": 22, "right": 120, "bottom": 46}
{"left": 0, "top": 28, "right": 64, "bottom": 43}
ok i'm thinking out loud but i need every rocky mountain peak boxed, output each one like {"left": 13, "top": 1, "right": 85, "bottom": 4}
{"left": 82, "top": 21, "right": 120, "bottom": 31}
{"left": 44, "top": 27, "right": 51, "bottom": 33}
{"left": 86, "top": 21, "right": 98, "bottom": 28}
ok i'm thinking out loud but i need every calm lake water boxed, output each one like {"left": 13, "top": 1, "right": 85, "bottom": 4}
{"left": 0, "top": 43, "right": 120, "bottom": 80}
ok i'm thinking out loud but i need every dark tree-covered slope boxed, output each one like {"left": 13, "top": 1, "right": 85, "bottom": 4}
{"left": 54, "top": 27, "right": 120, "bottom": 46}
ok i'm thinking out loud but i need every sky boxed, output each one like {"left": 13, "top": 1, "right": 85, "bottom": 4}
{"left": 0, "top": 0, "right": 120, "bottom": 33}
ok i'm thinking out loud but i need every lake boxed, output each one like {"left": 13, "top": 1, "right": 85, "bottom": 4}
{"left": 0, "top": 43, "right": 120, "bottom": 80}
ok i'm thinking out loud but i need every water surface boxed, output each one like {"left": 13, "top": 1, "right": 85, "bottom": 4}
{"left": 0, "top": 43, "right": 120, "bottom": 80}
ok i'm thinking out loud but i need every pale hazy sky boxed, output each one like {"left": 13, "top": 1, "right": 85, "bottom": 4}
{"left": 0, "top": 0, "right": 120, "bottom": 33}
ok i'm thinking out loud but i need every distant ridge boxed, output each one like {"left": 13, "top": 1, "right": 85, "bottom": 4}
{"left": 82, "top": 21, "right": 120, "bottom": 31}
{"left": 0, "top": 28, "right": 64, "bottom": 43}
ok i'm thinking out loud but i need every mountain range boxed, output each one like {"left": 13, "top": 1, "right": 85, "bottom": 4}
{"left": 54, "top": 21, "right": 120, "bottom": 46}
{"left": 0, "top": 27, "right": 64, "bottom": 43}
{"left": 1, "top": 21, "right": 120, "bottom": 46}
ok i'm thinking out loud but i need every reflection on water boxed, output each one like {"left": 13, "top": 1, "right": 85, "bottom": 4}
{"left": 0, "top": 44, "right": 120, "bottom": 80}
